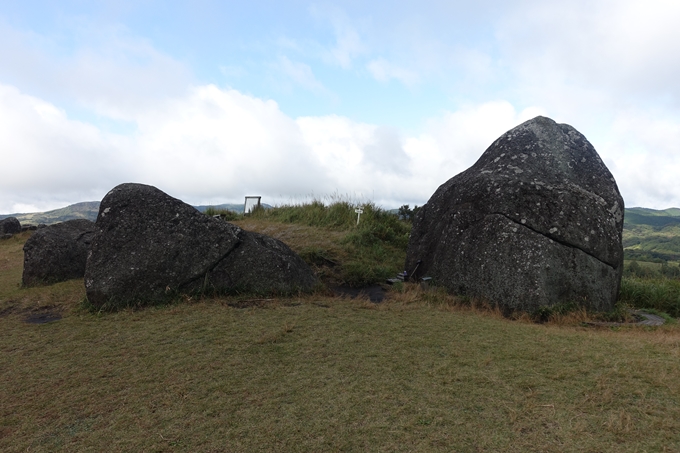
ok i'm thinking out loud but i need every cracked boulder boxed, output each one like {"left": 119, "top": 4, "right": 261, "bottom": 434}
{"left": 22, "top": 219, "right": 96, "bottom": 286}
{"left": 405, "top": 116, "right": 624, "bottom": 312}
{"left": 84, "top": 183, "right": 317, "bottom": 309}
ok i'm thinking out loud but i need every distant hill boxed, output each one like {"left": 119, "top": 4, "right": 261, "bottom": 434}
{"left": 0, "top": 202, "right": 101, "bottom": 225}
{"left": 0, "top": 201, "right": 271, "bottom": 225}
{"left": 623, "top": 207, "right": 680, "bottom": 262}
{"left": 624, "top": 207, "right": 680, "bottom": 228}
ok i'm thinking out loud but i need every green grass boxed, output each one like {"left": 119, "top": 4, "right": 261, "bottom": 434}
{"left": 619, "top": 277, "right": 680, "bottom": 318}
{"left": 3, "top": 294, "right": 680, "bottom": 452}
{"left": 239, "top": 200, "right": 411, "bottom": 287}
{"left": 203, "top": 206, "right": 240, "bottom": 221}
{"left": 3, "top": 216, "right": 680, "bottom": 451}
{"left": 622, "top": 223, "right": 680, "bottom": 262}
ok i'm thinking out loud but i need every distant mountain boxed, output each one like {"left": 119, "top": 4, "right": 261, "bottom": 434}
{"left": 0, "top": 201, "right": 272, "bottom": 225}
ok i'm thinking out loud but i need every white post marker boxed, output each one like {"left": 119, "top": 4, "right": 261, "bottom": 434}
{"left": 355, "top": 207, "right": 364, "bottom": 226}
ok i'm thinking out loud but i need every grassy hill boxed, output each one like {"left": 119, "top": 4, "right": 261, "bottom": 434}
{"left": 623, "top": 207, "right": 680, "bottom": 263}
{"left": 0, "top": 202, "right": 271, "bottom": 226}
{"left": 0, "top": 201, "right": 101, "bottom": 225}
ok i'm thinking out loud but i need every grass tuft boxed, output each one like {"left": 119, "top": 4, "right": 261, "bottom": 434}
{"left": 204, "top": 206, "right": 240, "bottom": 221}
{"left": 618, "top": 276, "right": 680, "bottom": 317}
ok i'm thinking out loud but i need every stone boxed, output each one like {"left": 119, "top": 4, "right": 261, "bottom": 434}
{"left": 22, "top": 219, "right": 96, "bottom": 286}
{"left": 0, "top": 217, "right": 21, "bottom": 235}
{"left": 85, "top": 183, "right": 317, "bottom": 309}
{"left": 206, "top": 230, "right": 318, "bottom": 295}
{"left": 405, "top": 116, "right": 624, "bottom": 312}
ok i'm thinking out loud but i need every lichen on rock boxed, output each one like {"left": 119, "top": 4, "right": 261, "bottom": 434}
{"left": 405, "top": 116, "right": 624, "bottom": 312}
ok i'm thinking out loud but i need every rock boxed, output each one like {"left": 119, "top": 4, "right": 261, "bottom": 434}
{"left": 22, "top": 219, "right": 96, "bottom": 286}
{"left": 0, "top": 217, "right": 21, "bottom": 235}
{"left": 85, "top": 183, "right": 317, "bottom": 309}
{"left": 206, "top": 230, "right": 319, "bottom": 295}
{"left": 405, "top": 116, "right": 624, "bottom": 312}
{"left": 1, "top": 233, "right": 13, "bottom": 240}
{"left": 21, "top": 224, "right": 38, "bottom": 232}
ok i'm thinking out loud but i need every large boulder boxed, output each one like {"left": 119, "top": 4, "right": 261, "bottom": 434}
{"left": 85, "top": 183, "right": 317, "bottom": 309}
{"left": 405, "top": 116, "right": 624, "bottom": 312}
{"left": 0, "top": 217, "right": 21, "bottom": 235}
{"left": 22, "top": 219, "right": 96, "bottom": 286}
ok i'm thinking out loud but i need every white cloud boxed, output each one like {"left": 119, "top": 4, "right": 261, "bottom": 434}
{"left": 400, "top": 101, "right": 546, "bottom": 202}
{"left": 0, "top": 81, "right": 551, "bottom": 213}
{"left": 597, "top": 110, "right": 680, "bottom": 209}
{"left": 328, "top": 24, "right": 364, "bottom": 69}
{"left": 366, "top": 58, "right": 419, "bottom": 86}
{"left": 311, "top": 5, "right": 366, "bottom": 69}
{"left": 219, "top": 65, "right": 247, "bottom": 79}
{"left": 274, "top": 55, "right": 330, "bottom": 95}
{"left": 0, "top": 20, "right": 192, "bottom": 122}
{"left": 0, "top": 83, "right": 133, "bottom": 212}
{"left": 497, "top": 0, "right": 680, "bottom": 110}
{"left": 131, "top": 84, "right": 332, "bottom": 200}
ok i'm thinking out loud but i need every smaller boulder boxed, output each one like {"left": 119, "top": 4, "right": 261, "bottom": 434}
{"left": 205, "top": 230, "right": 319, "bottom": 295}
{"left": 85, "top": 183, "right": 318, "bottom": 309}
{"left": 22, "top": 219, "right": 96, "bottom": 286}
{"left": 0, "top": 217, "right": 21, "bottom": 235}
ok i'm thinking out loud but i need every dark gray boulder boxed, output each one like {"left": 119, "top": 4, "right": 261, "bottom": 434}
{"left": 405, "top": 116, "right": 624, "bottom": 312}
{"left": 0, "top": 217, "right": 21, "bottom": 235}
{"left": 85, "top": 183, "right": 317, "bottom": 309}
{"left": 206, "top": 230, "right": 317, "bottom": 294}
{"left": 22, "top": 219, "right": 96, "bottom": 286}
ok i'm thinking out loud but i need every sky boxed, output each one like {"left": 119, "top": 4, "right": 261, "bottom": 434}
{"left": 1, "top": 0, "right": 679, "bottom": 214}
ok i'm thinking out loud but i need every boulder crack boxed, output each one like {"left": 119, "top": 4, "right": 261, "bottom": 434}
{"left": 178, "top": 234, "right": 243, "bottom": 290}
{"left": 492, "top": 212, "right": 614, "bottom": 269}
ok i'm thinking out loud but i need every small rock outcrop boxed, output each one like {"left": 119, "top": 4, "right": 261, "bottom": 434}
{"left": 0, "top": 217, "right": 21, "bottom": 235}
{"left": 85, "top": 183, "right": 317, "bottom": 309}
{"left": 22, "top": 219, "right": 96, "bottom": 286}
{"left": 405, "top": 116, "right": 624, "bottom": 312}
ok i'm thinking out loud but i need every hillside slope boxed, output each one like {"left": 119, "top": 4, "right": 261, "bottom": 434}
{"left": 0, "top": 202, "right": 100, "bottom": 225}
{"left": 623, "top": 207, "right": 680, "bottom": 262}
{"left": 0, "top": 202, "right": 257, "bottom": 225}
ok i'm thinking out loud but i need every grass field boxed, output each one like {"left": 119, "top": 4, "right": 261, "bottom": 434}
{"left": 2, "top": 215, "right": 680, "bottom": 451}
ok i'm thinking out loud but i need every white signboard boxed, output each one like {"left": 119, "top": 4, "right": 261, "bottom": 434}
{"left": 355, "top": 208, "right": 364, "bottom": 225}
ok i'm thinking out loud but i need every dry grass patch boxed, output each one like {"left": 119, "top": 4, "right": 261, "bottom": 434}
{"left": 2, "top": 288, "right": 680, "bottom": 452}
